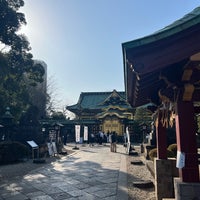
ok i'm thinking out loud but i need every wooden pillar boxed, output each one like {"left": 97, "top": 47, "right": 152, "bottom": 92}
{"left": 175, "top": 101, "right": 199, "bottom": 182}
{"left": 156, "top": 111, "right": 167, "bottom": 159}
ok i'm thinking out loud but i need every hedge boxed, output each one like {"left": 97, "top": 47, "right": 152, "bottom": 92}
{"left": 0, "top": 141, "right": 30, "bottom": 165}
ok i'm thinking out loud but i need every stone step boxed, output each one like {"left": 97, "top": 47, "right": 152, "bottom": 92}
{"left": 129, "top": 151, "right": 139, "bottom": 156}
{"left": 132, "top": 180, "right": 154, "bottom": 188}
{"left": 33, "top": 158, "right": 46, "bottom": 164}
{"left": 162, "top": 198, "right": 175, "bottom": 200}
{"left": 131, "top": 160, "right": 144, "bottom": 165}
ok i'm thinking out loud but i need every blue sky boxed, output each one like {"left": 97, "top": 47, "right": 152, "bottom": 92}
{"left": 20, "top": 1, "right": 200, "bottom": 107}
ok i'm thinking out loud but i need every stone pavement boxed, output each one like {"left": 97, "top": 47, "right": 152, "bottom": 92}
{"left": 0, "top": 144, "right": 128, "bottom": 200}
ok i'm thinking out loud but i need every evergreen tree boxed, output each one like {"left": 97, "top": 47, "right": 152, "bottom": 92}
{"left": 0, "top": 0, "right": 45, "bottom": 120}
{"left": 134, "top": 107, "right": 152, "bottom": 125}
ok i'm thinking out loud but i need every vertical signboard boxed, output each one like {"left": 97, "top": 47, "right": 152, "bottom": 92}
{"left": 84, "top": 126, "right": 88, "bottom": 141}
{"left": 75, "top": 125, "right": 81, "bottom": 143}
{"left": 176, "top": 151, "right": 185, "bottom": 168}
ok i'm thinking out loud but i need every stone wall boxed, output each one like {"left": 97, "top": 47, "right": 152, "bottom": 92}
{"left": 154, "top": 158, "right": 178, "bottom": 200}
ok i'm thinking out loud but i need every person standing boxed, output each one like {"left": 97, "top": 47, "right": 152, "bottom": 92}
{"left": 90, "top": 133, "right": 95, "bottom": 147}
{"left": 106, "top": 131, "right": 110, "bottom": 143}
{"left": 109, "top": 132, "right": 112, "bottom": 152}
{"left": 110, "top": 132, "right": 117, "bottom": 152}
{"left": 99, "top": 131, "right": 104, "bottom": 145}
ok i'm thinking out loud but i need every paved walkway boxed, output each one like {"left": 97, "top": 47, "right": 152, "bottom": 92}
{"left": 0, "top": 144, "right": 128, "bottom": 200}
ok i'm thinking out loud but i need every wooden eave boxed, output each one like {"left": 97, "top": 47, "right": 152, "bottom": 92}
{"left": 122, "top": 11, "right": 200, "bottom": 108}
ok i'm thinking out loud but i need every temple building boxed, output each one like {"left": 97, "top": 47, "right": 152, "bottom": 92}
{"left": 66, "top": 90, "right": 135, "bottom": 139}
{"left": 122, "top": 7, "right": 200, "bottom": 200}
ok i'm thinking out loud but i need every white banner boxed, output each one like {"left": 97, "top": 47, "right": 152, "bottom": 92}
{"left": 84, "top": 126, "right": 88, "bottom": 141}
{"left": 126, "top": 127, "right": 131, "bottom": 154}
{"left": 75, "top": 125, "right": 81, "bottom": 142}
{"left": 126, "top": 127, "right": 130, "bottom": 144}
{"left": 47, "top": 143, "right": 54, "bottom": 156}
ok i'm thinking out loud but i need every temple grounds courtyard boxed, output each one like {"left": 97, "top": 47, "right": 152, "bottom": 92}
{"left": 0, "top": 143, "right": 155, "bottom": 200}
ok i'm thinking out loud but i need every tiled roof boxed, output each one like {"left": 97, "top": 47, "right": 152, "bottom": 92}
{"left": 67, "top": 90, "right": 131, "bottom": 110}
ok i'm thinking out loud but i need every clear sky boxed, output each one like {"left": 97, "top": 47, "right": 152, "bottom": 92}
{"left": 20, "top": 0, "right": 200, "bottom": 107}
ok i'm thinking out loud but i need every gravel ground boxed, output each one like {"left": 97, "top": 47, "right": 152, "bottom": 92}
{"left": 127, "top": 146, "right": 156, "bottom": 200}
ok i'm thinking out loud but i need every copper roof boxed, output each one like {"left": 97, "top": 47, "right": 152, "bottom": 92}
{"left": 66, "top": 90, "right": 133, "bottom": 112}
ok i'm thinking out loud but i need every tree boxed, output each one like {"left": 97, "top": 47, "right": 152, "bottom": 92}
{"left": 45, "top": 75, "right": 61, "bottom": 116}
{"left": 0, "top": 0, "right": 26, "bottom": 49}
{"left": 134, "top": 107, "right": 152, "bottom": 125}
{"left": 0, "top": 0, "right": 45, "bottom": 120}
{"left": 51, "top": 111, "right": 66, "bottom": 120}
{"left": 45, "top": 75, "right": 75, "bottom": 119}
{"left": 19, "top": 105, "right": 40, "bottom": 126}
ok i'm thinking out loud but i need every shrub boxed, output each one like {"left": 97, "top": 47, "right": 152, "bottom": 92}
{"left": 149, "top": 148, "right": 157, "bottom": 161}
{"left": 0, "top": 141, "right": 30, "bottom": 165}
{"left": 39, "top": 143, "right": 48, "bottom": 157}
{"left": 149, "top": 148, "right": 174, "bottom": 161}
{"left": 167, "top": 144, "right": 177, "bottom": 158}
{"left": 167, "top": 149, "right": 174, "bottom": 158}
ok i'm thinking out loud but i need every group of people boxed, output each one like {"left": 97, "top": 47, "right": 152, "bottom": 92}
{"left": 89, "top": 131, "right": 117, "bottom": 152}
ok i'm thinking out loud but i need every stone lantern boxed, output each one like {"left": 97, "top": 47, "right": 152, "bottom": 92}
{"left": 1, "top": 107, "right": 14, "bottom": 140}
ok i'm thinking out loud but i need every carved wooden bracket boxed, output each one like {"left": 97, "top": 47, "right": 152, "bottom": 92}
{"left": 183, "top": 84, "right": 195, "bottom": 101}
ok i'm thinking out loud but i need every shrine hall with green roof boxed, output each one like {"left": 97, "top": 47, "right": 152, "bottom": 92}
{"left": 66, "top": 89, "right": 136, "bottom": 138}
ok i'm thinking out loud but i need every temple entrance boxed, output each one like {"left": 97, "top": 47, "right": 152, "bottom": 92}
{"left": 102, "top": 117, "right": 123, "bottom": 135}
